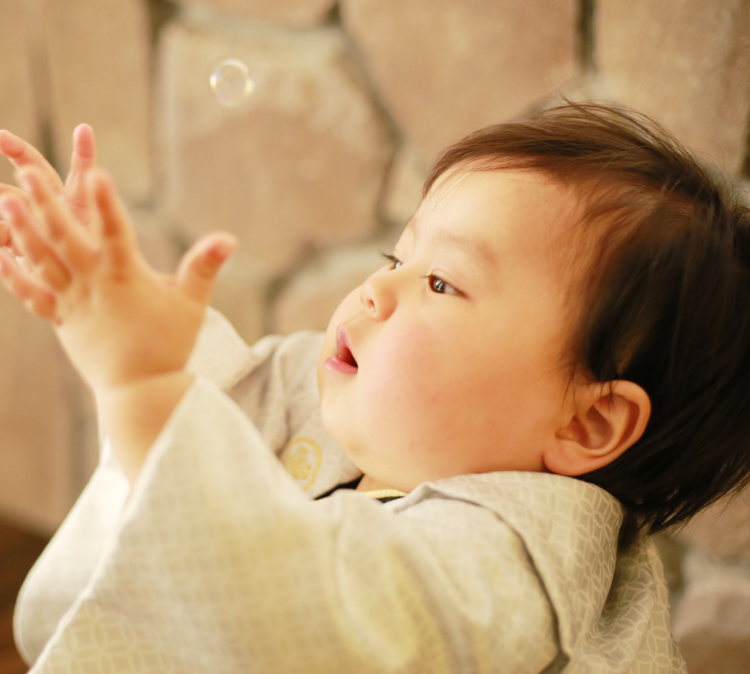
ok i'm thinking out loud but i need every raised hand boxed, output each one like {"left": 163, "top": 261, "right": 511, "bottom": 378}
{"left": 0, "top": 124, "right": 98, "bottom": 256}
{"left": 0, "top": 165, "right": 237, "bottom": 397}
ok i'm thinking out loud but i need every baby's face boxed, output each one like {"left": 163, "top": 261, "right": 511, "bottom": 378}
{"left": 317, "top": 168, "right": 581, "bottom": 492}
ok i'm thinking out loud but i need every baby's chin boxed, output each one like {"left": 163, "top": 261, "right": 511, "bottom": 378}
{"left": 318, "top": 399, "right": 363, "bottom": 463}
{"left": 318, "top": 394, "right": 341, "bottom": 441}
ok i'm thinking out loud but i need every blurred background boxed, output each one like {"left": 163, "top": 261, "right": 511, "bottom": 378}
{"left": 0, "top": 0, "right": 749, "bottom": 672}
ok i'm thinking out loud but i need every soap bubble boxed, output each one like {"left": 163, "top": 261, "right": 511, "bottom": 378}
{"left": 210, "top": 59, "right": 255, "bottom": 107}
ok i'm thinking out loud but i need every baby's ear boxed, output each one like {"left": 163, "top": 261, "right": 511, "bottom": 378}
{"left": 543, "top": 380, "right": 651, "bottom": 476}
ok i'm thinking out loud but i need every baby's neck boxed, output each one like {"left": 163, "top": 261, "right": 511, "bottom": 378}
{"left": 356, "top": 474, "right": 396, "bottom": 493}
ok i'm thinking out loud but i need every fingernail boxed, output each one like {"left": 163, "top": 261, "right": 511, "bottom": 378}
{"left": 0, "top": 131, "right": 21, "bottom": 150}
{"left": 210, "top": 237, "right": 238, "bottom": 259}
{"left": 6, "top": 139, "right": 23, "bottom": 157}
{"left": 208, "top": 245, "right": 229, "bottom": 260}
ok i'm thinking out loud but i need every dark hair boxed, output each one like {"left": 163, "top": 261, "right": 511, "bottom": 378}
{"left": 426, "top": 102, "right": 750, "bottom": 550}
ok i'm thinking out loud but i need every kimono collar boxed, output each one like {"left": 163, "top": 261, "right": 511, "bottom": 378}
{"left": 388, "top": 472, "right": 647, "bottom": 666}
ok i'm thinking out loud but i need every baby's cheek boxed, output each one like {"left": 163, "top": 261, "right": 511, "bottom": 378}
{"left": 328, "top": 287, "right": 361, "bottom": 332}
{"left": 362, "top": 331, "right": 439, "bottom": 437}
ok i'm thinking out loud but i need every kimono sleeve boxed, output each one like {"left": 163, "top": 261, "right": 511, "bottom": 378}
{"left": 27, "top": 377, "right": 559, "bottom": 674}
{"left": 13, "top": 309, "right": 320, "bottom": 664}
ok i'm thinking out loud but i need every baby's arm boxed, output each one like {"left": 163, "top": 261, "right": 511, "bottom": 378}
{"left": 0, "top": 153, "right": 237, "bottom": 483}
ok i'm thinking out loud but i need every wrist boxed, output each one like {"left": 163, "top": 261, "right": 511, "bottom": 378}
{"left": 96, "top": 370, "right": 195, "bottom": 485}
{"left": 95, "top": 369, "right": 193, "bottom": 401}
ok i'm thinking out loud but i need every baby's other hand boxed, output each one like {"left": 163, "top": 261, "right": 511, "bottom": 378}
{"left": 0, "top": 166, "right": 237, "bottom": 396}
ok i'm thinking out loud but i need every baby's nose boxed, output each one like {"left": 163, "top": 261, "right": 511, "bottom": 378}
{"left": 360, "top": 283, "right": 375, "bottom": 313}
{"left": 360, "top": 274, "right": 396, "bottom": 320}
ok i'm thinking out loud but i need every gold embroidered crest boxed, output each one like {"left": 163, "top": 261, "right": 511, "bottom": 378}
{"left": 280, "top": 437, "right": 322, "bottom": 490}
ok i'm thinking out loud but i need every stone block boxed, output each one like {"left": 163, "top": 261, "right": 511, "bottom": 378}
{"left": 271, "top": 241, "right": 394, "bottom": 334}
{"left": 209, "top": 254, "right": 267, "bottom": 345}
{"left": 678, "top": 489, "right": 750, "bottom": 560}
{"left": 129, "top": 205, "right": 183, "bottom": 274}
{"left": 0, "top": 298, "right": 80, "bottom": 534}
{"left": 41, "top": 0, "right": 152, "bottom": 201}
{"left": 0, "top": 0, "right": 41, "bottom": 186}
{"left": 341, "top": 0, "right": 579, "bottom": 162}
{"left": 382, "top": 145, "right": 428, "bottom": 227}
{"left": 156, "top": 15, "right": 393, "bottom": 279}
{"left": 178, "top": 0, "right": 335, "bottom": 26}
{"left": 673, "top": 550, "right": 750, "bottom": 674}
{"left": 597, "top": 0, "right": 750, "bottom": 175}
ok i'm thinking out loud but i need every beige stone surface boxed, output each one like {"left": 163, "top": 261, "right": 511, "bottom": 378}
{"left": 341, "top": 0, "right": 579, "bottom": 162}
{"left": 22, "top": 0, "right": 53, "bottom": 134}
{"left": 271, "top": 242, "right": 393, "bottom": 334}
{"left": 210, "top": 254, "right": 267, "bottom": 345}
{"left": 673, "top": 551, "right": 750, "bottom": 674}
{"left": 129, "top": 205, "right": 183, "bottom": 274}
{"left": 0, "top": 0, "right": 41, "bottom": 186}
{"left": 382, "top": 146, "right": 428, "bottom": 227}
{"left": 41, "top": 0, "right": 152, "bottom": 201}
{"left": 678, "top": 489, "right": 750, "bottom": 560}
{"left": 597, "top": 0, "right": 750, "bottom": 175}
{"left": 156, "top": 15, "right": 393, "bottom": 279}
{"left": 178, "top": 0, "right": 335, "bottom": 26}
{"left": 0, "top": 298, "right": 79, "bottom": 534}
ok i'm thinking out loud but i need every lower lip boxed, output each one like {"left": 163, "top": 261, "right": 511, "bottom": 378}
{"left": 324, "top": 357, "right": 358, "bottom": 375}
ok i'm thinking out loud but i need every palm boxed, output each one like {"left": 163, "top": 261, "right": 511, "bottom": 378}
{"left": 55, "top": 262, "right": 205, "bottom": 392}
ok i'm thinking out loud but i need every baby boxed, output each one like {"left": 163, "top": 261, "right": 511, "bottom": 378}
{"left": 1, "top": 103, "right": 748, "bottom": 673}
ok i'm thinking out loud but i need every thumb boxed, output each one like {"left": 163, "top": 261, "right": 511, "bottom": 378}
{"left": 176, "top": 233, "right": 238, "bottom": 305}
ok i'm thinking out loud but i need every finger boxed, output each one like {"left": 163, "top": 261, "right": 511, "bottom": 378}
{"left": 0, "top": 186, "right": 30, "bottom": 253}
{"left": 0, "top": 182, "right": 32, "bottom": 205}
{"left": 0, "top": 197, "right": 71, "bottom": 291}
{"left": 0, "top": 131, "right": 65, "bottom": 194}
{"left": 176, "top": 233, "right": 238, "bottom": 305}
{"left": 18, "top": 168, "right": 99, "bottom": 274}
{"left": 15, "top": 255, "right": 33, "bottom": 274}
{"left": 0, "top": 249, "right": 58, "bottom": 321}
{"left": 0, "top": 220, "right": 11, "bottom": 248}
{"left": 0, "top": 186, "right": 30, "bottom": 251}
{"left": 69, "top": 124, "right": 96, "bottom": 175}
{"left": 90, "top": 170, "right": 138, "bottom": 272}
{"left": 65, "top": 124, "right": 97, "bottom": 225}
{"left": 0, "top": 222, "right": 21, "bottom": 256}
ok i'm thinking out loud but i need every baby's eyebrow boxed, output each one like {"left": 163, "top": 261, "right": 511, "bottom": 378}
{"left": 406, "top": 217, "right": 498, "bottom": 270}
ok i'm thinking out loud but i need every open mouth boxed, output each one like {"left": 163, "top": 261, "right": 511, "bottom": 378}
{"left": 337, "top": 339, "right": 358, "bottom": 368}
{"left": 324, "top": 326, "right": 358, "bottom": 375}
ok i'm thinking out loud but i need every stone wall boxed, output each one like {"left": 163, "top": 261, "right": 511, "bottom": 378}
{"left": 1, "top": 1, "right": 749, "bottom": 669}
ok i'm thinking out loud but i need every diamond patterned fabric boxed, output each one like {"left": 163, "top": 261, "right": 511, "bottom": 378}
{"left": 15, "top": 309, "right": 686, "bottom": 673}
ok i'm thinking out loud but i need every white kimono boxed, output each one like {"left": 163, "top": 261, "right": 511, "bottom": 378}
{"left": 14, "top": 309, "right": 686, "bottom": 673}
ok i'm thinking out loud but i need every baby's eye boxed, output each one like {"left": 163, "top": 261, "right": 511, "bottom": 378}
{"left": 425, "top": 274, "right": 461, "bottom": 296}
{"left": 382, "top": 253, "right": 402, "bottom": 269}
